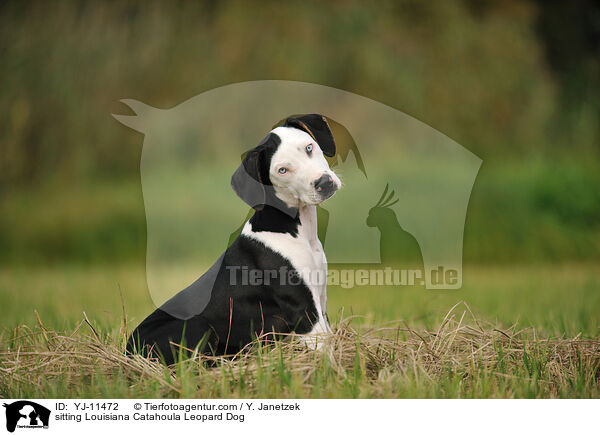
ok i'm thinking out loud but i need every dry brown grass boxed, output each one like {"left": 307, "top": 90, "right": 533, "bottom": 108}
{"left": 1, "top": 303, "right": 599, "bottom": 398}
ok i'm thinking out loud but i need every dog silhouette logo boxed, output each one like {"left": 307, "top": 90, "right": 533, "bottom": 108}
{"left": 113, "top": 80, "right": 481, "bottom": 314}
{"left": 3, "top": 401, "right": 50, "bottom": 432}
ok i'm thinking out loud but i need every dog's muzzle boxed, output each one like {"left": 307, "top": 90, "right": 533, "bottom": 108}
{"left": 314, "top": 174, "right": 337, "bottom": 199}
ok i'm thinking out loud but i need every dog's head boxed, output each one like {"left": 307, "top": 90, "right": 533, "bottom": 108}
{"left": 231, "top": 114, "right": 342, "bottom": 212}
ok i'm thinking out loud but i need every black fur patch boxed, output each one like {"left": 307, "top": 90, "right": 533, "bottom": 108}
{"left": 249, "top": 205, "right": 300, "bottom": 237}
{"left": 126, "top": 235, "right": 318, "bottom": 364}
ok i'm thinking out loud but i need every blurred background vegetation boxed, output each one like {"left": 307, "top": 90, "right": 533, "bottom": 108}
{"left": 0, "top": 0, "right": 598, "bottom": 267}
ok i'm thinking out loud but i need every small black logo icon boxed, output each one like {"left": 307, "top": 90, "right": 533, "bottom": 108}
{"left": 3, "top": 401, "right": 50, "bottom": 433}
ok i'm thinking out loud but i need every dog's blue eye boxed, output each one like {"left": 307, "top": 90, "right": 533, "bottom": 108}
{"left": 278, "top": 167, "right": 287, "bottom": 174}
{"left": 306, "top": 144, "right": 313, "bottom": 153}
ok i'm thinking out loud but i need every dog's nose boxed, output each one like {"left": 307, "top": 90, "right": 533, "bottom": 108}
{"left": 314, "top": 174, "right": 336, "bottom": 196}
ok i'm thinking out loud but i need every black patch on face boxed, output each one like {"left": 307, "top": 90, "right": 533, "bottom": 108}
{"left": 231, "top": 133, "right": 297, "bottom": 217}
{"left": 283, "top": 114, "right": 336, "bottom": 157}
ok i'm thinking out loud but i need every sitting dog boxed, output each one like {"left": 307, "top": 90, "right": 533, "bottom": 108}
{"left": 127, "top": 114, "right": 342, "bottom": 364}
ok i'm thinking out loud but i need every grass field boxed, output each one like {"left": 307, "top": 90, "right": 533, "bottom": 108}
{"left": 1, "top": 263, "right": 598, "bottom": 398}
{"left": 1, "top": 0, "right": 599, "bottom": 402}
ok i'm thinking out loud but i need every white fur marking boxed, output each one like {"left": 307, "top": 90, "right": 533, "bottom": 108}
{"left": 242, "top": 125, "right": 342, "bottom": 347}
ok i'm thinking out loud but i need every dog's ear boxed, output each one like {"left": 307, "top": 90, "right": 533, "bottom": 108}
{"left": 284, "top": 114, "right": 336, "bottom": 157}
{"left": 231, "top": 147, "right": 267, "bottom": 211}
{"left": 231, "top": 134, "right": 278, "bottom": 210}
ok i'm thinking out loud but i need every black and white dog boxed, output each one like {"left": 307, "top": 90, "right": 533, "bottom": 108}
{"left": 127, "top": 114, "right": 342, "bottom": 364}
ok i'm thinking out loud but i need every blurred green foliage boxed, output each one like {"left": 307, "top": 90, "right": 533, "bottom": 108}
{"left": 0, "top": 0, "right": 598, "bottom": 264}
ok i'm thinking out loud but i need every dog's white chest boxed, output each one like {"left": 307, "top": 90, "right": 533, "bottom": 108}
{"left": 297, "top": 206, "right": 328, "bottom": 313}
{"left": 241, "top": 206, "right": 329, "bottom": 328}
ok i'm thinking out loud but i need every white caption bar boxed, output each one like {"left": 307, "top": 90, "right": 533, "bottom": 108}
{"left": 1, "top": 399, "right": 597, "bottom": 434}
